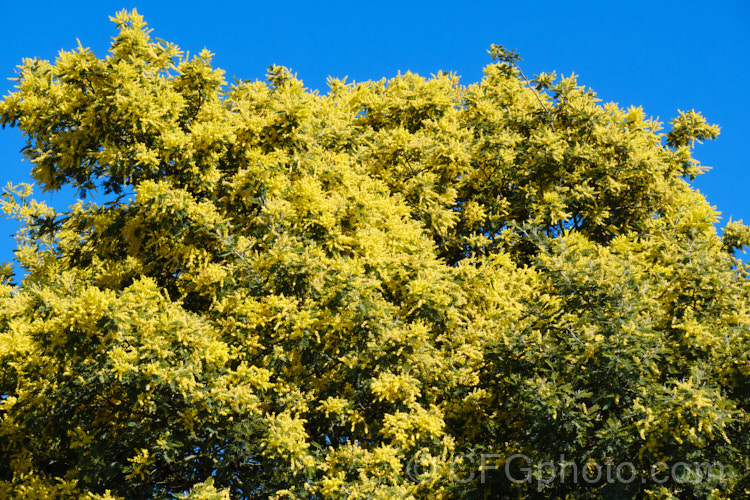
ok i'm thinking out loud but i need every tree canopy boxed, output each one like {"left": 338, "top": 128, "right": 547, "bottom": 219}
{"left": 1, "top": 10, "right": 749, "bottom": 499}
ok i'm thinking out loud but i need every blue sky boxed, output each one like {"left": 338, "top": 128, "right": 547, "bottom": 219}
{"left": 1, "top": 1, "right": 748, "bottom": 265}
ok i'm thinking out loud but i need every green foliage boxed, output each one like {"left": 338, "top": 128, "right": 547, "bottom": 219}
{"left": 1, "top": 10, "right": 749, "bottom": 499}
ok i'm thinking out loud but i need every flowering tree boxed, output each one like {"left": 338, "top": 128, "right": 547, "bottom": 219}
{"left": 1, "top": 10, "right": 749, "bottom": 499}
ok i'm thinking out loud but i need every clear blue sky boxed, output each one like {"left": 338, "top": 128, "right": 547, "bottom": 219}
{"left": 1, "top": 1, "right": 748, "bottom": 265}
